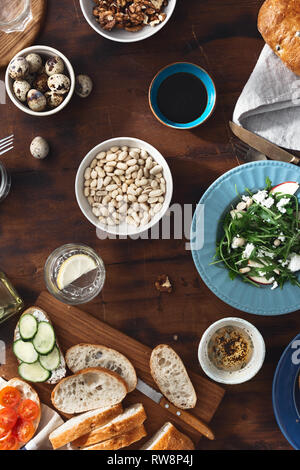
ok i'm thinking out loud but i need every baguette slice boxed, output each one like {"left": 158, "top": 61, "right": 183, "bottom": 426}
{"left": 51, "top": 367, "right": 128, "bottom": 414}
{"left": 150, "top": 345, "right": 197, "bottom": 409}
{"left": 66, "top": 343, "right": 137, "bottom": 392}
{"left": 73, "top": 403, "right": 146, "bottom": 448}
{"left": 49, "top": 403, "right": 123, "bottom": 450}
{"left": 141, "top": 422, "right": 195, "bottom": 450}
{"left": 14, "top": 307, "right": 66, "bottom": 385}
{"left": 82, "top": 424, "right": 147, "bottom": 450}
{"left": 0, "top": 378, "right": 41, "bottom": 450}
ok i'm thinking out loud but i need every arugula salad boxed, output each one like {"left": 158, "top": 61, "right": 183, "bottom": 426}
{"left": 213, "top": 178, "right": 300, "bottom": 289}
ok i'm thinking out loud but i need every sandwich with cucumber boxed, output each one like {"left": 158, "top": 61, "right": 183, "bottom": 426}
{"left": 13, "top": 307, "right": 66, "bottom": 384}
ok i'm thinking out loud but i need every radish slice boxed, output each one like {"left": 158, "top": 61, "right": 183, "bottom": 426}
{"left": 248, "top": 275, "right": 274, "bottom": 285}
{"left": 270, "top": 182, "right": 299, "bottom": 195}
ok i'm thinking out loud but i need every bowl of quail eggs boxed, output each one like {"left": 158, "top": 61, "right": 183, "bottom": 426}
{"left": 5, "top": 45, "right": 76, "bottom": 116}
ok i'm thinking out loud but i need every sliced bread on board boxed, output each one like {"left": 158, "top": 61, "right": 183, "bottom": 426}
{"left": 150, "top": 344, "right": 197, "bottom": 409}
{"left": 82, "top": 424, "right": 147, "bottom": 450}
{"left": 49, "top": 403, "right": 123, "bottom": 450}
{"left": 141, "top": 422, "right": 195, "bottom": 450}
{"left": 51, "top": 367, "right": 128, "bottom": 414}
{"left": 73, "top": 403, "right": 146, "bottom": 448}
{"left": 65, "top": 343, "right": 137, "bottom": 392}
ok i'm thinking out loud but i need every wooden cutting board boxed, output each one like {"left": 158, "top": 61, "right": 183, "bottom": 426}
{"left": 0, "top": 0, "right": 47, "bottom": 68}
{"left": 0, "top": 291, "right": 225, "bottom": 448}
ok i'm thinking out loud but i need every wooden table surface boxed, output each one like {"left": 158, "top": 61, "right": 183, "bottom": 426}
{"left": 0, "top": 0, "right": 296, "bottom": 450}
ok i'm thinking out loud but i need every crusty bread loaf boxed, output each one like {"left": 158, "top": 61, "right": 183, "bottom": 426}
{"left": 150, "top": 345, "right": 197, "bottom": 409}
{"left": 82, "top": 424, "right": 147, "bottom": 450}
{"left": 73, "top": 403, "right": 146, "bottom": 448}
{"left": 258, "top": 0, "right": 300, "bottom": 76}
{"left": 49, "top": 403, "right": 123, "bottom": 450}
{"left": 14, "top": 307, "right": 66, "bottom": 385}
{"left": 51, "top": 367, "right": 128, "bottom": 414}
{"left": 141, "top": 422, "right": 195, "bottom": 450}
{"left": 66, "top": 344, "right": 137, "bottom": 392}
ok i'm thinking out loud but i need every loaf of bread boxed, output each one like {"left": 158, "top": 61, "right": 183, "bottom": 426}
{"left": 258, "top": 0, "right": 300, "bottom": 76}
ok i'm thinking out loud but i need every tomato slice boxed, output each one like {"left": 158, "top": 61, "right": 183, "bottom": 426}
{"left": 0, "top": 387, "right": 21, "bottom": 408}
{"left": 12, "top": 418, "right": 35, "bottom": 444}
{"left": 0, "top": 432, "right": 19, "bottom": 450}
{"left": 0, "top": 408, "right": 18, "bottom": 436}
{"left": 18, "top": 399, "right": 39, "bottom": 421}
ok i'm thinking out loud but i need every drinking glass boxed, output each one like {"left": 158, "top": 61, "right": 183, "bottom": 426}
{"left": 0, "top": 162, "right": 11, "bottom": 203}
{"left": 0, "top": 0, "right": 32, "bottom": 33}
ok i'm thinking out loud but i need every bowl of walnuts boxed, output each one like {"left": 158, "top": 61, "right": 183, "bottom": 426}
{"left": 5, "top": 45, "right": 75, "bottom": 117}
{"left": 79, "top": 0, "right": 177, "bottom": 43}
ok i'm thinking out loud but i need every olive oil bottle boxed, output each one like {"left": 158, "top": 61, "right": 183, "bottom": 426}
{"left": 0, "top": 271, "right": 23, "bottom": 325}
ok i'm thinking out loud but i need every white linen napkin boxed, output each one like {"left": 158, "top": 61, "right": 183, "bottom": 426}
{"left": 0, "top": 378, "right": 69, "bottom": 450}
{"left": 233, "top": 44, "right": 300, "bottom": 150}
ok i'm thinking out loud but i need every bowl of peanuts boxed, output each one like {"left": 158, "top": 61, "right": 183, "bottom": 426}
{"left": 75, "top": 137, "right": 173, "bottom": 235}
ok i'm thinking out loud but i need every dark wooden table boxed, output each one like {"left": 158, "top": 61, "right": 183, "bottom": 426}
{"left": 0, "top": 0, "right": 296, "bottom": 450}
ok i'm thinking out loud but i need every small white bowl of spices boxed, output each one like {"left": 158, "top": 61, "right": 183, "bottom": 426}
{"left": 198, "top": 317, "right": 266, "bottom": 385}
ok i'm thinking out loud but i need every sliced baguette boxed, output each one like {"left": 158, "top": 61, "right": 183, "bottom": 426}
{"left": 49, "top": 403, "right": 123, "bottom": 450}
{"left": 141, "top": 422, "right": 195, "bottom": 450}
{"left": 73, "top": 403, "right": 146, "bottom": 448}
{"left": 150, "top": 344, "right": 197, "bottom": 409}
{"left": 51, "top": 367, "right": 128, "bottom": 414}
{"left": 14, "top": 307, "right": 66, "bottom": 385}
{"left": 66, "top": 343, "right": 137, "bottom": 392}
{"left": 82, "top": 424, "right": 147, "bottom": 450}
{"left": 0, "top": 378, "right": 41, "bottom": 450}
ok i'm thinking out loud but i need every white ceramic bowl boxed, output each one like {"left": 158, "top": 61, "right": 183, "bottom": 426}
{"left": 75, "top": 137, "right": 173, "bottom": 236}
{"left": 198, "top": 317, "right": 266, "bottom": 385}
{"left": 79, "top": 0, "right": 177, "bottom": 43}
{"left": 5, "top": 45, "right": 75, "bottom": 117}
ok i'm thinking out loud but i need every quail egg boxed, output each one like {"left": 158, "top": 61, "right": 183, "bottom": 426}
{"left": 33, "top": 73, "right": 49, "bottom": 93}
{"left": 30, "top": 136, "right": 49, "bottom": 159}
{"left": 75, "top": 75, "right": 93, "bottom": 98}
{"left": 27, "top": 89, "right": 47, "bottom": 112}
{"left": 48, "top": 74, "right": 70, "bottom": 94}
{"left": 13, "top": 80, "right": 31, "bottom": 102}
{"left": 45, "top": 91, "right": 64, "bottom": 108}
{"left": 8, "top": 57, "right": 29, "bottom": 79}
{"left": 25, "top": 53, "right": 42, "bottom": 74}
{"left": 45, "top": 56, "right": 64, "bottom": 76}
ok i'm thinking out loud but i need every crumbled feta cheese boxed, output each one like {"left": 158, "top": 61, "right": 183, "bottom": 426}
{"left": 253, "top": 190, "right": 268, "bottom": 204}
{"left": 271, "top": 281, "right": 278, "bottom": 290}
{"left": 231, "top": 236, "right": 245, "bottom": 249}
{"left": 262, "top": 197, "right": 274, "bottom": 208}
{"left": 288, "top": 253, "right": 300, "bottom": 272}
{"left": 242, "top": 243, "right": 255, "bottom": 259}
{"left": 276, "top": 197, "right": 290, "bottom": 214}
{"left": 278, "top": 232, "right": 286, "bottom": 242}
{"left": 279, "top": 258, "right": 289, "bottom": 267}
{"left": 257, "top": 249, "right": 275, "bottom": 259}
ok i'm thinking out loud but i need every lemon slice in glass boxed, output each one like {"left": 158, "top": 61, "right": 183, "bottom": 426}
{"left": 56, "top": 254, "right": 97, "bottom": 290}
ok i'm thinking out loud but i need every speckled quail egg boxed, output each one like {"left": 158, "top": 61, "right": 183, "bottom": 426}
{"left": 8, "top": 57, "right": 29, "bottom": 79}
{"left": 30, "top": 136, "right": 49, "bottom": 159}
{"left": 45, "top": 56, "right": 64, "bottom": 76}
{"left": 25, "top": 53, "right": 42, "bottom": 74}
{"left": 48, "top": 74, "right": 70, "bottom": 95}
{"left": 13, "top": 80, "right": 31, "bottom": 102}
{"left": 33, "top": 73, "right": 49, "bottom": 93}
{"left": 27, "top": 89, "right": 47, "bottom": 112}
{"left": 45, "top": 91, "right": 64, "bottom": 108}
{"left": 75, "top": 75, "right": 93, "bottom": 98}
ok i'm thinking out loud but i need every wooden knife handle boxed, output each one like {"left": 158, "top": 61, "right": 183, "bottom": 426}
{"left": 159, "top": 397, "right": 215, "bottom": 440}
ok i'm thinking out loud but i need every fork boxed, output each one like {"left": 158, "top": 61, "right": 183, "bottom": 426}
{"left": 0, "top": 135, "right": 14, "bottom": 156}
{"left": 233, "top": 139, "right": 267, "bottom": 163}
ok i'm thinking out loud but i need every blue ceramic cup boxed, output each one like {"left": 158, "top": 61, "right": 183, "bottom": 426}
{"left": 149, "top": 62, "right": 216, "bottom": 130}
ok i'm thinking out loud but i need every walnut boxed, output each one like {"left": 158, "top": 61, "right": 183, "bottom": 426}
{"left": 155, "top": 275, "right": 173, "bottom": 293}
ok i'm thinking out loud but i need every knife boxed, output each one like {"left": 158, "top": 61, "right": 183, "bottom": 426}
{"left": 136, "top": 378, "right": 215, "bottom": 440}
{"left": 229, "top": 121, "right": 300, "bottom": 165}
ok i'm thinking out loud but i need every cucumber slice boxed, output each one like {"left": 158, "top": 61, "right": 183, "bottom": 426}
{"left": 13, "top": 339, "right": 38, "bottom": 364}
{"left": 19, "top": 314, "right": 38, "bottom": 341}
{"left": 39, "top": 346, "right": 60, "bottom": 371}
{"left": 18, "top": 361, "right": 51, "bottom": 383}
{"left": 32, "top": 322, "right": 56, "bottom": 355}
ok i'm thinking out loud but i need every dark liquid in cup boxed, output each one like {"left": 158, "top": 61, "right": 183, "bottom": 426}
{"left": 156, "top": 72, "right": 208, "bottom": 124}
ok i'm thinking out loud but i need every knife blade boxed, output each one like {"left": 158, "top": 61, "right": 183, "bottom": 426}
{"left": 136, "top": 379, "right": 215, "bottom": 440}
{"left": 229, "top": 121, "right": 300, "bottom": 165}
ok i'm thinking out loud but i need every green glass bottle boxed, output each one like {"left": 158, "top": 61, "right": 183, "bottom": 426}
{"left": 0, "top": 272, "right": 24, "bottom": 325}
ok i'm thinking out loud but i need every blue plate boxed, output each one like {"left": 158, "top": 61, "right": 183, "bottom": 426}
{"left": 191, "top": 160, "right": 300, "bottom": 315}
{"left": 149, "top": 62, "right": 216, "bottom": 129}
{"left": 272, "top": 334, "right": 300, "bottom": 449}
